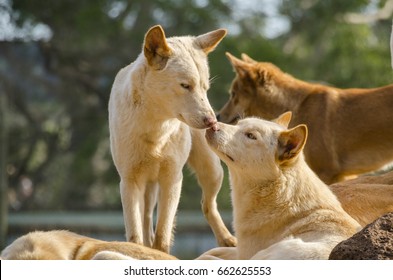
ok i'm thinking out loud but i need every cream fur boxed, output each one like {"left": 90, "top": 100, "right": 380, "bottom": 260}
{"left": 108, "top": 25, "right": 235, "bottom": 253}
{"left": 197, "top": 115, "right": 360, "bottom": 260}
{"left": 1, "top": 230, "right": 177, "bottom": 260}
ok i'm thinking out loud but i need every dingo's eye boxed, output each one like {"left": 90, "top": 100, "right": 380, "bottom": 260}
{"left": 180, "top": 83, "right": 191, "bottom": 90}
{"left": 245, "top": 132, "right": 257, "bottom": 140}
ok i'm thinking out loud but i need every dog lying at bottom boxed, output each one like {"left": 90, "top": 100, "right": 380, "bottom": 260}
{"left": 1, "top": 230, "right": 177, "bottom": 260}
{"left": 198, "top": 113, "right": 360, "bottom": 260}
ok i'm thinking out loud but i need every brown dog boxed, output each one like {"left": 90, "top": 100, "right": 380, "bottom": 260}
{"left": 218, "top": 52, "right": 393, "bottom": 184}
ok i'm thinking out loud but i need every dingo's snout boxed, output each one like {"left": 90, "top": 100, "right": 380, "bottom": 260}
{"left": 204, "top": 116, "right": 218, "bottom": 130}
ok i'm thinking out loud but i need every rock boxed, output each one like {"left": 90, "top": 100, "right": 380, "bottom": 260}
{"left": 329, "top": 212, "right": 393, "bottom": 260}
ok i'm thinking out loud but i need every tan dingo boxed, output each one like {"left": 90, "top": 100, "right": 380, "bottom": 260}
{"left": 1, "top": 230, "right": 177, "bottom": 260}
{"left": 108, "top": 25, "right": 235, "bottom": 253}
{"left": 198, "top": 113, "right": 360, "bottom": 260}
{"left": 218, "top": 52, "right": 393, "bottom": 184}
{"left": 329, "top": 171, "right": 393, "bottom": 227}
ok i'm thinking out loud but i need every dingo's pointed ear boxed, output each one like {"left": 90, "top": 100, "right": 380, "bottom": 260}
{"left": 195, "top": 29, "right": 227, "bottom": 54}
{"left": 144, "top": 25, "right": 172, "bottom": 70}
{"left": 226, "top": 52, "right": 253, "bottom": 78}
{"left": 241, "top": 53, "right": 257, "bottom": 64}
{"left": 273, "top": 111, "right": 292, "bottom": 128}
{"left": 277, "top": 124, "right": 308, "bottom": 165}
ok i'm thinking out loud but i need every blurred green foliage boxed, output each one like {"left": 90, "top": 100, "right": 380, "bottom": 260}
{"left": 1, "top": 0, "right": 392, "bottom": 212}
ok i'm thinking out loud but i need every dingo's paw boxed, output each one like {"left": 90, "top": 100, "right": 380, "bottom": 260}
{"left": 218, "top": 235, "right": 237, "bottom": 247}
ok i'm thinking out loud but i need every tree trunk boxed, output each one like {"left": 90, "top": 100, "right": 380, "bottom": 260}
{"left": 0, "top": 92, "right": 8, "bottom": 249}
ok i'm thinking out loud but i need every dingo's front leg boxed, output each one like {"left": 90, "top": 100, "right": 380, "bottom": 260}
{"left": 92, "top": 251, "right": 135, "bottom": 260}
{"left": 143, "top": 182, "right": 158, "bottom": 247}
{"left": 153, "top": 170, "right": 183, "bottom": 253}
{"left": 189, "top": 129, "right": 237, "bottom": 247}
{"left": 250, "top": 238, "right": 332, "bottom": 260}
{"left": 196, "top": 247, "right": 238, "bottom": 260}
{"left": 120, "top": 179, "right": 144, "bottom": 245}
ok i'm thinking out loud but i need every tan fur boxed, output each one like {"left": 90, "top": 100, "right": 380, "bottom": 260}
{"left": 329, "top": 171, "right": 393, "bottom": 227}
{"left": 1, "top": 230, "right": 177, "bottom": 260}
{"left": 108, "top": 25, "right": 235, "bottom": 253}
{"left": 197, "top": 114, "right": 360, "bottom": 260}
{"left": 218, "top": 52, "right": 393, "bottom": 184}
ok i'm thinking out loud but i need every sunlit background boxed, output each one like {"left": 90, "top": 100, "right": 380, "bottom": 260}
{"left": 0, "top": 0, "right": 392, "bottom": 258}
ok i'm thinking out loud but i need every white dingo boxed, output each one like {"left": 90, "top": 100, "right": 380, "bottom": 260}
{"left": 108, "top": 25, "right": 235, "bottom": 253}
{"left": 198, "top": 113, "right": 360, "bottom": 259}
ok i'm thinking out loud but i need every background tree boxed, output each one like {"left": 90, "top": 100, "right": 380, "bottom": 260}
{"left": 0, "top": 86, "right": 7, "bottom": 248}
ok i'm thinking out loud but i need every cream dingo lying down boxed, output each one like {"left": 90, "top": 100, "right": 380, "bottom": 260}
{"left": 1, "top": 230, "right": 177, "bottom": 260}
{"left": 108, "top": 25, "right": 235, "bottom": 253}
{"left": 198, "top": 113, "right": 360, "bottom": 260}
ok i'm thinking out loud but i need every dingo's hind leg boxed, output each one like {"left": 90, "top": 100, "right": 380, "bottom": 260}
{"left": 188, "top": 129, "right": 236, "bottom": 247}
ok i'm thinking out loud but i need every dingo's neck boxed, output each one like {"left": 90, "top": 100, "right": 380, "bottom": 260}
{"left": 230, "top": 157, "right": 343, "bottom": 259}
